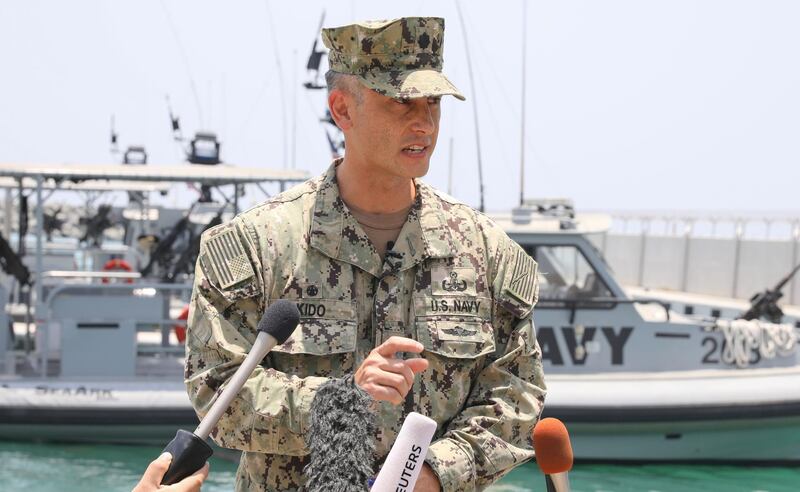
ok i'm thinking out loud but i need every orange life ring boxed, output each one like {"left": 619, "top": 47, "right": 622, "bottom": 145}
{"left": 101, "top": 258, "right": 134, "bottom": 284}
{"left": 173, "top": 305, "right": 189, "bottom": 344}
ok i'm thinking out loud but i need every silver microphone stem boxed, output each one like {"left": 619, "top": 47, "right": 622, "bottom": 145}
{"left": 194, "top": 331, "right": 277, "bottom": 439}
{"left": 547, "top": 472, "right": 571, "bottom": 492}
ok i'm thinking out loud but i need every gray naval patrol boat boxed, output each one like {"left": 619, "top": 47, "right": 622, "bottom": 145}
{"left": 494, "top": 199, "right": 800, "bottom": 463}
{"left": 1, "top": 174, "right": 798, "bottom": 462}
{"left": 0, "top": 159, "right": 308, "bottom": 444}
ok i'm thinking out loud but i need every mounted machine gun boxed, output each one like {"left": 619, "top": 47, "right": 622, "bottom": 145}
{"left": 162, "top": 206, "right": 225, "bottom": 283}
{"left": 42, "top": 206, "right": 65, "bottom": 241}
{"left": 140, "top": 205, "right": 196, "bottom": 279}
{"left": 0, "top": 232, "right": 31, "bottom": 287}
{"left": 140, "top": 200, "right": 228, "bottom": 281}
{"left": 739, "top": 263, "right": 800, "bottom": 323}
{"left": 80, "top": 204, "right": 114, "bottom": 247}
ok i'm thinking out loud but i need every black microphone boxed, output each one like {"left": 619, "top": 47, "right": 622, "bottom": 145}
{"left": 304, "top": 376, "right": 377, "bottom": 492}
{"left": 159, "top": 299, "right": 300, "bottom": 485}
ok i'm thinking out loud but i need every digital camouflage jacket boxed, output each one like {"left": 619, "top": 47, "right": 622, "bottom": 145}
{"left": 185, "top": 163, "right": 546, "bottom": 491}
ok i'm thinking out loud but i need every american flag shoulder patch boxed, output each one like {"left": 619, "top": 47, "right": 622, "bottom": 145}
{"left": 204, "top": 228, "right": 255, "bottom": 290}
{"left": 504, "top": 244, "right": 538, "bottom": 305}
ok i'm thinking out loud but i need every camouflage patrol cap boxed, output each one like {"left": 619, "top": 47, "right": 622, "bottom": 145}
{"left": 322, "top": 17, "right": 465, "bottom": 101}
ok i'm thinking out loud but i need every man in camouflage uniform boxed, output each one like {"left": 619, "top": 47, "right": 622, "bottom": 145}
{"left": 185, "top": 17, "right": 546, "bottom": 491}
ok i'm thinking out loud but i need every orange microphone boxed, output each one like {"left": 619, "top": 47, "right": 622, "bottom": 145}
{"left": 533, "top": 417, "right": 573, "bottom": 492}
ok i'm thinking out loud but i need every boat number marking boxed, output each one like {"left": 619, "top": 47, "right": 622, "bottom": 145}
{"left": 537, "top": 326, "right": 633, "bottom": 366}
{"left": 701, "top": 336, "right": 760, "bottom": 365}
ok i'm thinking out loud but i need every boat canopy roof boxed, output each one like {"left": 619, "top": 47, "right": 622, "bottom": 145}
{"left": 0, "top": 177, "right": 172, "bottom": 193}
{"left": 0, "top": 162, "right": 309, "bottom": 186}
{"left": 490, "top": 199, "right": 612, "bottom": 235}
{"left": 491, "top": 212, "right": 612, "bottom": 235}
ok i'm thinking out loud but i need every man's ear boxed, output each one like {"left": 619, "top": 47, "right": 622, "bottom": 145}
{"left": 328, "top": 89, "right": 354, "bottom": 131}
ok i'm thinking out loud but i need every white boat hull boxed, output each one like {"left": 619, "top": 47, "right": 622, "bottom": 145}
{"left": 0, "top": 379, "right": 197, "bottom": 445}
{"left": 543, "top": 367, "right": 800, "bottom": 462}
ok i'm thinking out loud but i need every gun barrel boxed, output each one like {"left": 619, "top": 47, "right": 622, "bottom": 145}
{"left": 772, "top": 263, "right": 800, "bottom": 293}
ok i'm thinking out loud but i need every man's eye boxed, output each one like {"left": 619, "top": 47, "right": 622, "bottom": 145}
{"left": 395, "top": 97, "right": 410, "bottom": 105}
{"left": 428, "top": 97, "right": 441, "bottom": 105}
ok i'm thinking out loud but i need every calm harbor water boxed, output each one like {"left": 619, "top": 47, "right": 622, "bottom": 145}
{"left": 0, "top": 441, "right": 798, "bottom": 492}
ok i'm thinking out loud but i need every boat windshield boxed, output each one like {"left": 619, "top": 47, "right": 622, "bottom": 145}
{"left": 522, "top": 244, "right": 613, "bottom": 302}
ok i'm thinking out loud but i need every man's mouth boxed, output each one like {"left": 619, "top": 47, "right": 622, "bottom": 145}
{"left": 402, "top": 144, "right": 427, "bottom": 155}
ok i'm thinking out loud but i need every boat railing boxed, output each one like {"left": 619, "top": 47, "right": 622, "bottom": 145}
{"left": 598, "top": 212, "right": 800, "bottom": 304}
{"left": 13, "top": 281, "right": 195, "bottom": 378}
{"left": 42, "top": 270, "right": 142, "bottom": 281}
{"left": 537, "top": 296, "right": 672, "bottom": 325}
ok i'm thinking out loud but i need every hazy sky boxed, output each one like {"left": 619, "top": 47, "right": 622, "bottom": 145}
{"left": 1, "top": 0, "right": 798, "bottom": 213}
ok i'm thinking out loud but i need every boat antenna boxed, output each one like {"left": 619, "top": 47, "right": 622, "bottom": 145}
{"left": 158, "top": 0, "right": 205, "bottom": 127}
{"left": 447, "top": 137, "right": 454, "bottom": 196}
{"left": 166, "top": 95, "right": 184, "bottom": 142}
{"left": 454, "top": 1, "right": 486, "bottom": 212}
{"left": 292, "top": 49, "right": 298, "bottom": 169}
{"left": 165, "top": 95, "right": 192, "bottom": 163}
{"left": 263, "top": 0, "right": 288, "bottom": 169}
{"left": 110, "top": 115, "right": 119, "bottom": 155}
{"left": 303, "top": 11, "right": 328, "bottom": 90}
{"left": 519, "top": 0, "right": 527, "bottom": 206}
{"left": 302, "top": 11, "right": 345, "bottom": 157}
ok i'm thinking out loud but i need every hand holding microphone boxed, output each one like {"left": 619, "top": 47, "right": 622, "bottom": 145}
{"left": 133, "top": 452, "right": 208, "bottom": 492}
{"left": 157, "top": 300, "right": 301, "bottom": 485}
{"left": 355, "top": 336, "right": 429, "bottom": 405}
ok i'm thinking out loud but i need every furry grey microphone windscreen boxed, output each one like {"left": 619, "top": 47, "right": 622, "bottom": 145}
{"left": 304, "top": 376, "right": 376, "bottom": 492}
{"left": 256, "top": 299, "right": 300, "bottom": 344}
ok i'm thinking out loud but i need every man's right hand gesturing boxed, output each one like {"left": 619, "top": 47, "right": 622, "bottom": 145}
{"left": 355, "top": 336, "right": 429, "bottom": 405}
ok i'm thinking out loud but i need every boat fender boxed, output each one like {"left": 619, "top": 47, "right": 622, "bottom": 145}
{"left": 173, "top": 305, "right": 190, "bottom": 343}
{"left": 712, "top": 319, "right": 797, "bottom": 368}
{"left": 100, "top": 258, "right": 134, "bottom": 284}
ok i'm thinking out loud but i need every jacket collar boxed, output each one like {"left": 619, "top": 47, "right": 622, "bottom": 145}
{"left": 309, "top": 162, "right": 457, "bottom": 277}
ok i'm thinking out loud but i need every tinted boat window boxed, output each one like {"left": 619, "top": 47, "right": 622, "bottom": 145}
{"left": 522, "top": 245, "right": 613, "bottom": 302}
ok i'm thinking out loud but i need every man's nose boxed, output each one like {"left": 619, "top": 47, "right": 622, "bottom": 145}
{"left": 409, "top": 99, "right": 436, "bottom": 135}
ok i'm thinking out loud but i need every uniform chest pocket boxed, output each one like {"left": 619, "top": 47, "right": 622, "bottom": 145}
{"left": 271, "top": 299, "right": 357, "bottom": 355}
{"left": 416, "top": 317, "right": 495, "bottom": 359}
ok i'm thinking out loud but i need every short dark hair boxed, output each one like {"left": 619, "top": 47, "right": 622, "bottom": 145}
{"left": 325, "top": 70, "right": 364, "bottom": 104}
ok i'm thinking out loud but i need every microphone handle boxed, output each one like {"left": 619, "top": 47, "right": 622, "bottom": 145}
{"left": 545, "top": 472, "right": 571, "bottom": 492}
{"left": 545, "top": 475, "right": 557, "bottom": 492}
{"left": 160, "top": 429, "right": 213, "bottom": 485}
{"left": 161, "top": 331, "right": 279, "bottom": 485}
{"left": 194, "top": 331, "right": 278, "bottom": 439}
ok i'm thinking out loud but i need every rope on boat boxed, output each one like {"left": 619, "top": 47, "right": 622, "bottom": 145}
{"left": 712, "top": 319, "right": 797, "bottom": 368}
